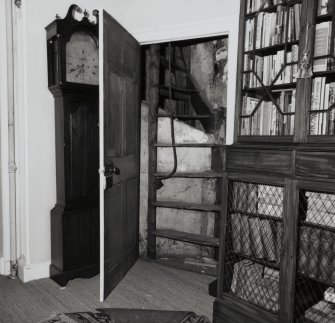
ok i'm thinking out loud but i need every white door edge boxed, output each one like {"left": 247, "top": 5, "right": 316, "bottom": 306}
{"left": 98, "top": 8, "right": 105, "bottom": 303}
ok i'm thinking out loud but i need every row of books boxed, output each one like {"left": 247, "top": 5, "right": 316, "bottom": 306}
{"left": 245, "top": 4, "right": 301, "bottom": 51}
{"left": 231, "top": 214, "right": 282, "bottom": 263}
{"left": 305, "top": 299, "right": 335, "bottom": 322}
{"left": 310, "top": 78, "right": 335, "bottom": 135}
{"left": 305, "top": 191, "right": 335, "bottom": 227}
{"left": 298, "top": 226, "right": 335, "bottom": 286}
{"left": 231, "top": 182, "right": 284, "bottom": 216}
{"left": 313, "top": 21, "right": 335, "bottom": 72}
{"left": 246, "top": 0, "right": 290, "bottom": 14}
{"left": 230, "top": 260, "right": 280, "bottom": 312}
{"left": 243, "top": 49, "right": 298, "bottom": 88}
{"left": 241, "top": 90, "right": 295, "bottom": 136}
{"left": 298, "top": 190, "right": 335, "bottom": 285}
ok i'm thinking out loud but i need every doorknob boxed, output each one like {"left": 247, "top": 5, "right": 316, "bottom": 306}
{"left": 105, "top": 162, "right": 120, "bottom": 176}
{"left": 104, "top": 162, "right": 120, "bottom": 189}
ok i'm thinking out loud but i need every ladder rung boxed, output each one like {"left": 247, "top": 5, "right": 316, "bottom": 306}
{"left": 159, "top": 85, "right": 198, "bottom": 94}
{"left": 159, "top": 86, "right": 198, "bottom": 102}
{"left": 154, "top": 143, "right": 225, "bottom": 148}
{"left": 153, "top": 201, "right": 221, "bottom": 212}
{"left": 156, "top": 113, "right": 212, "bottom": 120}
{"left": 154, "top": 171, "right": 223, "bottom": 178}
{"left": 160, "top": 56, "right": 189, "bottom": 73}
{"left": 154, "top": 229, "right": 219, "bottom": 247}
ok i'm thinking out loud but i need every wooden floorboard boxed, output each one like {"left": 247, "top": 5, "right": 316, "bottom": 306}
{"left": 0, "top": 258, "right": 214, "bottom": 323}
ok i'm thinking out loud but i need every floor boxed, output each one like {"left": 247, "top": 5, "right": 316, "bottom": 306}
{"left": 0, "top": 259, "right": 214, "bottom": 323}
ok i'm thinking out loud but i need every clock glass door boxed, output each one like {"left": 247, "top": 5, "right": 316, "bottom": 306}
{"left": 99, "top": 9, "right": 140, "bottom": 301}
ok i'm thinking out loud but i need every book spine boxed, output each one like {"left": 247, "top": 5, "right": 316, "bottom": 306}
{"left": 294, "top": 4, "right": 301, "bottom": 41}
{"left": 329, "top": 82, "right": 335, "bottom": 134}
{"left": 318, "top": 78, "right": 326, "bottom": 134}
{"left": 311, "top": 77, "right": 323, "bottom": 111}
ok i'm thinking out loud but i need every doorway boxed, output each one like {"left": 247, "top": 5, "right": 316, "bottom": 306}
{"left": 139, "top": 36, "right": 228, "bottom": 281}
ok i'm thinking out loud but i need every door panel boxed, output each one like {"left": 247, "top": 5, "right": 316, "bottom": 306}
{"left": 99, "top": 9, "right": 140, "bottom": 301}
{"left": 106, "top": 73, "right": 123, "bottom": 157}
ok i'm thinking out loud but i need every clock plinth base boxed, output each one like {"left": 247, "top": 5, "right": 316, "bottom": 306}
{"left": 50, "top": 263, "right": 99, "bottom": 287}
{"left": 50, "top": 204, "right": 99, "bottom": 287}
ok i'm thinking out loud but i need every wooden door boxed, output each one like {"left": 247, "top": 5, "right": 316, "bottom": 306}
{"left": 99, "top": 9, "right": 140, "bottom": 301}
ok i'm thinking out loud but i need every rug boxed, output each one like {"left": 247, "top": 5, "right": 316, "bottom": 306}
{"left": 41, "top": 308, "right": 211, "bottom": 323}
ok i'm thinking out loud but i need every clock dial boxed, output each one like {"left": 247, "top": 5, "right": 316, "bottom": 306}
{"left": 66, "top": 32, "right": 99, "bottom": 85}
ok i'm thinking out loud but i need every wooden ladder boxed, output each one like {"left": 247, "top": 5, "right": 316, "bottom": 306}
{"left": 146, "top": 43, "right": 225, "bottom": 272}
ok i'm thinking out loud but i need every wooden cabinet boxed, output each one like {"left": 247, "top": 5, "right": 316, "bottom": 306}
{"left": 214, "top": 1, "right": 335, "bottom": 322}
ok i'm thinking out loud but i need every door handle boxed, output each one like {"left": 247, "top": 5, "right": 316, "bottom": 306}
{"left": 105, "top": 162, "right": 120, "bottom": 176}
{"left": 104, "top": 162, "right": 120, "bottom": 189}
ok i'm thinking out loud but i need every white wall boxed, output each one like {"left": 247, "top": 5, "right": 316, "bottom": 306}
{"left": 7, "top": 0, "right": 240, "bottom": 281}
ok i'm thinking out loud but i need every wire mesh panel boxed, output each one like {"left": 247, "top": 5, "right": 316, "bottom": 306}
{"left": 295, "top": 190, "right": 335, "bottom": 322}
{"left": 223, "top": 181, "right": 283, "bottom": 314}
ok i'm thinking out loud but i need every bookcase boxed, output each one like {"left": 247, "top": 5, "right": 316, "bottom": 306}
{"left": 214, "top": 0, "right": 335, "bottom": 322}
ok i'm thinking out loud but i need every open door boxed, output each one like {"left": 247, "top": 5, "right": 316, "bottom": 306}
{"left": 99, "top": 9, "right": 141, "bottom": 301}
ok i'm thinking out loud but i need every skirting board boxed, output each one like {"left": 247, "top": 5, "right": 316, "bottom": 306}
{"left": 0, "top": 257, "right": 10, "bottom": 276}
{"left": 18, "top": 259, "right": 50, "bottom": 282}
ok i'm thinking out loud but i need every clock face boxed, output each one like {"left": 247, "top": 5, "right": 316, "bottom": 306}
{"left": 66, "top": 32, "right": 99, "bottom": 85}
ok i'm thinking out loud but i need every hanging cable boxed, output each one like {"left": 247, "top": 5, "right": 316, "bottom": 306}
{"left": 155, "top": 42, "right": 178, "bottom": 189}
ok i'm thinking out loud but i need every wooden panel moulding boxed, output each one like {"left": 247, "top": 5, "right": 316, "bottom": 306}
{"left": 226, "top": 149, "right": 292, "bottom": 174}
{"left": 296, "top": 151, "right": 335, "bottom": 180}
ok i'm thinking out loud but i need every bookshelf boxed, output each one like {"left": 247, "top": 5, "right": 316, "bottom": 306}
{"left": 239, "top": 0, "right": 302, "bottom": 140}
{"left": 214, "top": 1, "right": 335, "bottom": 322}
{"left": 309, "top": 1, "right": 335, "bottom": 137}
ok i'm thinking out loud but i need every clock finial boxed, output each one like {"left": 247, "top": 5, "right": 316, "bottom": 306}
{"left": 73, "top": 5, "right": 82, "bottom": 14}
{"left": 14, "top": 0, "right": 21, "bottom": 8}
{"left": 92, "top": 10, "right": 99, "bottom": 24}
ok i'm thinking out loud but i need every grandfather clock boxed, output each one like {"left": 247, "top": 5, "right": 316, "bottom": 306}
{"left": 46, "top": 5, "right": 99, "bottom": 286}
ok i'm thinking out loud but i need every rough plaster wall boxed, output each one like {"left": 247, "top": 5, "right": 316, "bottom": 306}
{"left": 139, "top": 102, "right": 217, "bottom": 258}
{"left": 191, "top": 39, "right": 228, "bottom": 141}
{"left": 156, "top": 178, "right": 216, "bottom": 258}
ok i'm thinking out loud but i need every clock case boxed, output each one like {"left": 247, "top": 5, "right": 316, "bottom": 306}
{"left": 46, "top": 5, "right": 100, "bottom": 286}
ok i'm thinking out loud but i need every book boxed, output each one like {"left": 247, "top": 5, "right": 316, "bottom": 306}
{"left": 310, "top": 80, "right": 335, "bottom": 135}
{"left": 329, "top": 83, "right": 335, "bottom": 134}
{"left": 313, "top": 22, "right": 332, "bottom": 72}
{"left": 294, "top": 4, "right": 301, "bottom": 41}
{"left": 311, "top": 78, "right": 323, "bottom": 111}
{"left": 317, "top": 0, "right": 329, "bottom": 16}
{"left": 325, "top": 287, "right": 335, "bottom": 303}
